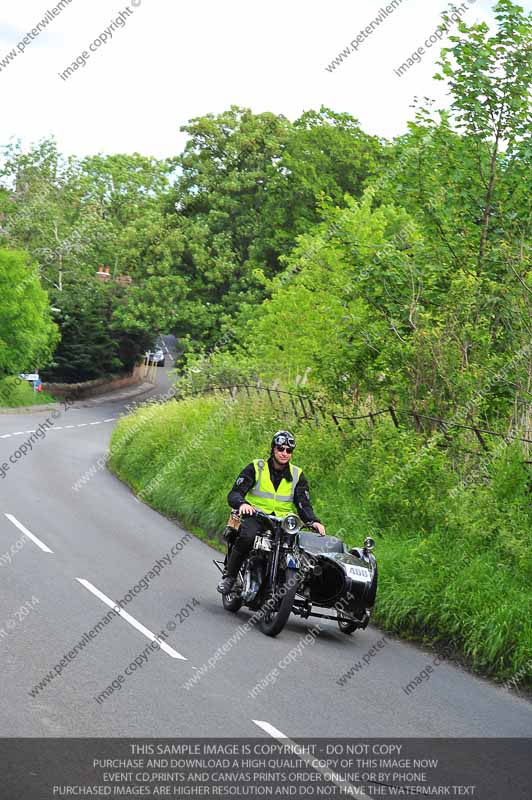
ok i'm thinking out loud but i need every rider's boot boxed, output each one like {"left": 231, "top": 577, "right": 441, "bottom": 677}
{"left": 217, "top": 546, "right": 245, "bottom": 594}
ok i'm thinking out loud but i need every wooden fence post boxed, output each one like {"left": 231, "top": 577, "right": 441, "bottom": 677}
{"left": 388, "top": 406, "right": 399, "bottom": 428}
{"left": 308, "top": 397, "right": 320, "bottom": 427}
{"left": 473, "top": 427, "right": 488, "bottom": 450}
{"left": 288, "top": 394, "right": 300, "bottom": 418}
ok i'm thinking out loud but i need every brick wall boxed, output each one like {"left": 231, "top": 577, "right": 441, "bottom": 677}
{"left": 43, "top": 364, "right": 145, "bottom": 400}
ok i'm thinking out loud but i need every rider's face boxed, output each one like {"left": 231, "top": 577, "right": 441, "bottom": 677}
{"left": 274, "top": 446, "right": 293, "bottom": 466}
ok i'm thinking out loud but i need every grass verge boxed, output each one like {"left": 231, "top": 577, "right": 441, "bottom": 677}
{"left": 108, "top": 392, "right": 532, "bottom": 688}
{"left": 0, "top": 376, "right": 56, "bottom": 407}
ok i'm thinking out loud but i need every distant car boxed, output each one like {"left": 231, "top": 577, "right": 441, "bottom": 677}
{"left": 145, "top": 348, "right": 165, "bottom": 367}
{"left": 18, "top": 372, "right": 43, "bottom": 391}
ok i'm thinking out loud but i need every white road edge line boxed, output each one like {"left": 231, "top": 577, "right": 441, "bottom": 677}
{"left": 252, "top": 720, "right": 371, "bottom": 799}
{"left": 76, "top": 578, "right": 187, "bottom": 661}
{"left": 103, "top": 418, "right": 116, "bottom": 423}
{"left": 4, "top": 514, "right": 54, "bottom": 553}
{"left": 89, "top": 421, "right": 102, "bottom": 425}
{"left": 0, "top": 434, "right": 12, "bottom": 439}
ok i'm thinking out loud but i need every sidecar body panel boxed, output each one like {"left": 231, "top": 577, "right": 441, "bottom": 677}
{"left": 297, "top": 532, "right": 377, "bottom": 610}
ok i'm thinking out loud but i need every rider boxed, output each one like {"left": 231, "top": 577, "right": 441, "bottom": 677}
{"left": 217, "top": 430, "right": 326, "bottom": 594}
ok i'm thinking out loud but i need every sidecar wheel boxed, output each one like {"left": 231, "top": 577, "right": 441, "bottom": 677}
{"left": 259, "top": 569, "right": 298, "bottom": 637}
{"left": 337, "top": 613, "right": 358, "bottom": 635}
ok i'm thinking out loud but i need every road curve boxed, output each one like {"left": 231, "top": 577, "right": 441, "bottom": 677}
{"left": 1, "top": 368, "right": 531, "bottom": 746}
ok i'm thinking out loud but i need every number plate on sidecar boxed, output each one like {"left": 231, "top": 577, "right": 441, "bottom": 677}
{"left": 345, "top": 564, "right": 372, "bottom": 582}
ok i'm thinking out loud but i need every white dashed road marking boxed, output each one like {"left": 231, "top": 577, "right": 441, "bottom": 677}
{"left": 77, "top": 579, "right": 187, "bottom": 661}
{"left": 0, "top": 417, "right": 117, "bottom": 438}
{"left": 5, "top": 514, "right": 54, "bottom": 553}
{"left": 252, "top": 720, "right": 371, "bottom": 799}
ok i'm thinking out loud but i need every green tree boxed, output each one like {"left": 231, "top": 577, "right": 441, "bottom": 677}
{"left": 258, "top": 106, "right": 383, "bottom": 262}
{"left": 168, "top": 107, "right": 290, "bottom": 344}
{"left": 168, "top": 106, "right": 383, "bottom": 349}
{"left": 0, "top": 248, "right": 59, "bottom": 378}
{"left": 41, "top": 280, "right": 153, "bottom": 382}
{"left": 437, "top": 0, "right": 532, "bottom": 272}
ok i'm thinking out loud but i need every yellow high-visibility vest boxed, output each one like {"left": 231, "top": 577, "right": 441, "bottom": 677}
{"left": 246, "top": 458, "right": 301, "bottom": 516}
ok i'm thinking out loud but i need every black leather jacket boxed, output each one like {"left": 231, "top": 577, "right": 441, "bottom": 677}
{"left": 227, "top": 455, "right": 321, "bottom": 524}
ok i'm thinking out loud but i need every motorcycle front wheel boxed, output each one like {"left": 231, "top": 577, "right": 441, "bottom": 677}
{"left": 259, "top": 568, "right": 298, "bottom": 637}
{"left": 222, "top": 590, "right": 243, "bottom": 613}
{"left": 222, "top": 573, "right": 243, "bottom": 613}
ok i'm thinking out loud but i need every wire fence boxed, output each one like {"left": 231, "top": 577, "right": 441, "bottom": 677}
{"left": 174, "top": 382, "right": 532, "bottom": 457}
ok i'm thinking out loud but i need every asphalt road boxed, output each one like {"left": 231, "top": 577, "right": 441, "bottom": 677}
{"left": 1, "top": 357, "right": 531, "bottom": 754}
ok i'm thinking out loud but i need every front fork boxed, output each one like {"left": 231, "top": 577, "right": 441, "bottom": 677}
{"left": 266, "top": 539, "right": 298, "bottom": 599}
{"left": 265, "top": 538, "right": 281, "bottom": 595}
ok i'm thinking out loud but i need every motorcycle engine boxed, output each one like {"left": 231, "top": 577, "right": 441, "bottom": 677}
{"left": 241, "top": 557, "right": 263, "bottom": 603}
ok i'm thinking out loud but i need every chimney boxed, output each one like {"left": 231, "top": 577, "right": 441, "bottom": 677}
{"left": 96, "top": 265, "right": 111, "bottom": 281}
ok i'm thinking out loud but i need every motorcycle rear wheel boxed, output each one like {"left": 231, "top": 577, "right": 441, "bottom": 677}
{"left": 259, "top": 568, "right": 298, "bottom": 637}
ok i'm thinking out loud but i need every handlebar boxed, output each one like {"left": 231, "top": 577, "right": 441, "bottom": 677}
{"left": 252, "top": 509, "right": 281, "bottom": 522}
{"left": 239, "top": 508, "right": 316, "bottom": 530}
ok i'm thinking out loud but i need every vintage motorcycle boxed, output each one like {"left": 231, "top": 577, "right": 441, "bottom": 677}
{"left": 214, "top": 509, "right": 377, "bottom": 637}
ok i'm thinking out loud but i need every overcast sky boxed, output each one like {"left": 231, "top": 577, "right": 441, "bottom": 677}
{"left": 0, "top": 0, "right": 528, "bottom": 158}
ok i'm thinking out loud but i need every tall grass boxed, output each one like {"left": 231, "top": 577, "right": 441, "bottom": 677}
{"left": 109, "top": 392, "right": 532, "bottom": 685}
{"left": 0, "top": 376, "right": 56, "bottom": 407}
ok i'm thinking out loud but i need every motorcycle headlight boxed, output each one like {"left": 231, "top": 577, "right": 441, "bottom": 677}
{"left": 282, "top": 514, "right": 302, "bottom": 535}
